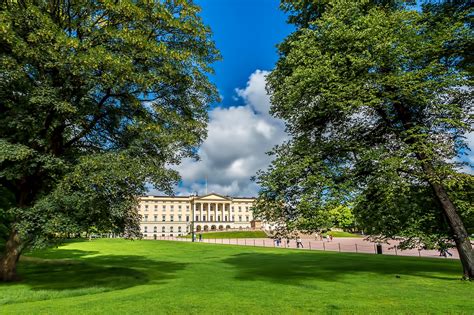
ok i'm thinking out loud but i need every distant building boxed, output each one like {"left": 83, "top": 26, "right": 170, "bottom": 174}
{"left": 137, "top": 193, "right": 259, "bottom": 239}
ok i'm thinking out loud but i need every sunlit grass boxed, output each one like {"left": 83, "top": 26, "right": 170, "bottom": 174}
{"left": 0, "top": 239, "right": 472, "bottom": 314}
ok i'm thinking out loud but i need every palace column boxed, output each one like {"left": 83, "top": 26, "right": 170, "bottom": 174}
{"left": 193, "top": 202, "right": 197, "bottom": 222}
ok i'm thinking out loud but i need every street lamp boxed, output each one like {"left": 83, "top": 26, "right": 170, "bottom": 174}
{"left": 191, "top": 192, "right": 197, "bottom": 242}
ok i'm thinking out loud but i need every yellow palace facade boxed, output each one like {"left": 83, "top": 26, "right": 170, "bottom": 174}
{"left": 137, "top": 193, "right": 258, "bottom": 239}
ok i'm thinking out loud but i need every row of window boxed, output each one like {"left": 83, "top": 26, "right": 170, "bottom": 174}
{"left": 143, "top": 234, "right": 180, "bottom": 238}
{"left": 141, "top": 205, "right": 251, "bottom": 212}
{"left": 143, "top": 215, "right": 188, "bottom": 222}
{"left": 141, "top": 205, "right": 189, "bottom": 211}
{"left": 142, "top": 200, "right": 252, "bottom": 205}
{"left": 143, "top": 226, "right": 185, "bottom": 233}
{"left": 141, "top": 214, "right": 250, "bottom": 222}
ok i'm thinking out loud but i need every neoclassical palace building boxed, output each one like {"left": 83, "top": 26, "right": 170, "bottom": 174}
{"left": 137, "top": 193, "right": 258, "bottom": 239}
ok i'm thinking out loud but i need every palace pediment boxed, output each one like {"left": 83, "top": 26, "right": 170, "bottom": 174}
{"left": 195, "top": 193, "right": 232, "bottom": 201}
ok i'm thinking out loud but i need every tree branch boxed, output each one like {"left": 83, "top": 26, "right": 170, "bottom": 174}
{"left": 64, "top": 90, "right": 111, "bottom": 148}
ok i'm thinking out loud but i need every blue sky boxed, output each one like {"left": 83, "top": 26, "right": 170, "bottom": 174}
{"left": 196, "top": 0, "right": 294, "bottom": 107}
{"left": 155, "top": 0, "right": 294, "bottom": 197}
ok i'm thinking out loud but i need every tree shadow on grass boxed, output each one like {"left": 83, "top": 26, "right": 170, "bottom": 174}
{"left": 9, "top": 249, "right": 187, "bottom": 291}
{"left": 222, "top": 251, "right": 462, "bottom": 285}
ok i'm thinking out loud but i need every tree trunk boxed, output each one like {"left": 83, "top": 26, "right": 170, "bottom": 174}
{"left": 429, "top": 180, "right": 474, "bottom": 280}
{"left": 0, "top": 229, "right": 22, "bottom": 282}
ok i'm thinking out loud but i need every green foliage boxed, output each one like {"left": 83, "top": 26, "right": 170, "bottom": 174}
{"left": 255, "top": 0, "right": 473, "bottom": 247}
{"left": 0, "top": 1, "right": 219, "bottom": 249}
{"left": 328, "top": 205, "right": 355, "bottom": 230}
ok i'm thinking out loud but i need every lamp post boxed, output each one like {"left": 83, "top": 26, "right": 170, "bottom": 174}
{"left": 191, "top": 193, "right": 196, "bottom": 242}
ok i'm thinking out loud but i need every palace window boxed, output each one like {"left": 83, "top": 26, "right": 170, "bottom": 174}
{"left": 210, "top": 216, "right": 213, "bottom": 221}
{"left": 154, "top": 205, "right": 158, "bottom": 211}
{"left": 231, "top": 206, "right": 234, "bottom": 212}
{"left": 238, "top": 206, "right": 241, "bottom": 212}
{"left": 246, "top": 206, "right": 249, "bottom": 211}
{"left": 203, "top": 216, "right": 206, "bottom": 221}
{"left": 154, "top": 215, "right": 157, "bottom": 221}
{"left": 178, "top": 215, "right": 182, "bottom": 221}
{"left": 196, "top": 215, "right": 199, "bottom": 221}
{"left": 239, "top": 216, "right": 242, "bottom": 222}
{"left": 162, "top": 205, "right": 166, "bottom": 211}
{"left": 225, "top": 215, "right": 228, "bottom": 221}
{"left": 145, "top": 205, "right": 148, "bottom": 211}
{"left": 144, "top": 226, "right": 148, "bottom": 232}
{"left": 162, "top": 215, "right": 166, "bottom": 222}
{"left": 162, "top": 226, "right": 165, "bottom": 232}
{"left": 178, "top": 226, "right": 181, "bottom": 232}
{"left": 170, "top": 205, "right": 174, "bottom": 211}
{"left": 153, "top": 226, "right": 157, "bottom": 232}
{"left": 232, "top": 215, "right": 235, "bottom": 221}
{"left": 218, "top": 216, "right": 221, "bottom": 221}
{"left": 186, "top": 215, "right": 189, "bottom": 222}
{"left": 246, "top": 216, "right": 249, "bottom": 222}
{"left": 186, "top": 205, "right": 190, "bottom": 212}
{"left": 170, "top": 226, "right": 174, "bottom": 232}
{"left": 144, "top": 215, "right": 148, "bottom": 222}
{"left": 170, "top": 215, "right": 174, "bottom": 222}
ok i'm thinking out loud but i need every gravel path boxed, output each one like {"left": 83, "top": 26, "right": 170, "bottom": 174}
{"left": 156, "top": 236, "right": 460, "bottom": 259}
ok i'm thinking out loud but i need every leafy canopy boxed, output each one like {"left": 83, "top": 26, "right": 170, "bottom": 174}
{"left": 0, "top": 0, "right": 219, "bottom": 247}
{"left": 254, "top": 0, "right": 473, "bottom": 247}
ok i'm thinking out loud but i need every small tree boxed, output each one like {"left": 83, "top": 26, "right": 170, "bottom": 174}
{"left": 256, "top": 0, "right": 473, "bottom": 279}
{"left": 0, "top": 0, "right": 219, "bottom": 281}
{"left": 329, "top": 206, "right": 355, "bottom": 230}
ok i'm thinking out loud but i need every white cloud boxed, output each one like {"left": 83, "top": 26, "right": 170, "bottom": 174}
{"left": 458, "top": 131, "right": 474, "bottom": 174}
{"left": 159, "top": 70, "right": 287, "bottom": 197}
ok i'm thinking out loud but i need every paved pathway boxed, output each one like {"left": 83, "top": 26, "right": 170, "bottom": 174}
{"left": 155, "top": 236, "right": 459, "bottom": 260}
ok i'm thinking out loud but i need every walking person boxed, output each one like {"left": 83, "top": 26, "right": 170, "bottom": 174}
{"left": 329, "top": 234, "right": 333, "bottom": 242}
{"left": 296, "top": 236, "right": 303, "bottom": 248}
{"left": 199, "top": 233, "right": 202, "bottom": 242}
{"left": 286, "top": 237, "right": 290, "bottom": 247}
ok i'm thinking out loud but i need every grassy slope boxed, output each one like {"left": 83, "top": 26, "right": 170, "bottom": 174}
{"left": 181, "top": 230, "right": 268, "bottom": 239}
{"left": 0, "top": 239, "right": 472, "bottom": 314}
{"left": 323, "top": 231, "right": 363, "bottom": 238}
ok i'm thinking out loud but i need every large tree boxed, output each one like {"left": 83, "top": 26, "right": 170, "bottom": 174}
{"left": 0, "top": 0, "right": 219, "bottom": 281}
{"left": 255, "top": 0, "right": 473, "bottom": 279}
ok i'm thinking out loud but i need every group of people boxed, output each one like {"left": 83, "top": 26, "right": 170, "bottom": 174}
{"left": 272, "top": 233, "right": 336, "bottom": 249}
{"left": 273, "top": 236, "right": 305, "bottom": 248}
{"left": 192, "top": 233, "right": 203, "bottom": 242}
{"left": 315, "top": 233, "right": 334, "bottom": 242}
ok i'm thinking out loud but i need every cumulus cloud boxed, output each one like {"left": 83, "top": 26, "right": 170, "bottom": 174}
{"left": 458, "top": 131, "right": 474, "bottom": 175}
{"left": 151, "top": 70, "right": 287, "bottom": 197}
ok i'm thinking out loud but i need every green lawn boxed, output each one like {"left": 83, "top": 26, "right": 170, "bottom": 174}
{"left": 323, "top": 231, "right": 363, "bottom": 238}
{"left": 0, "top": 239, "right": 472, "bottom": 314}
{"left": 180, "top": 230, "right": 268, "bottom": 239}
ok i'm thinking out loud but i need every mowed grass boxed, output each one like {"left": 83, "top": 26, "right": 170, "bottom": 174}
{"left": 0, "top": 239, "right": 472, "bottom": 314}
{"left": 180, "top": 230, "right": 268, "bottom": 239}
{"left": 323, "top": 231, "right": 363, "bottom": 238}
